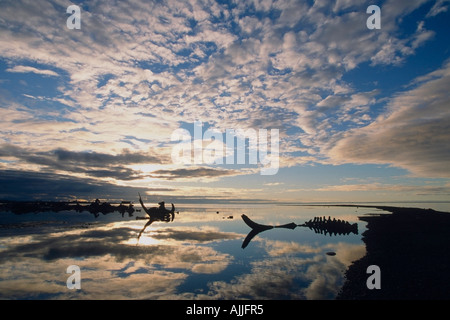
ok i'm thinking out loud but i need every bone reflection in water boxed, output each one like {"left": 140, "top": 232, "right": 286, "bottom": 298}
{"left": 241, "top": 214, "right": 358, "bottom": 249}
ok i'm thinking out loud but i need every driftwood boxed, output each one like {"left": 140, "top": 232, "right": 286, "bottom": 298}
{"left": 136, "top": 194, "right": 175, "bottom": 243}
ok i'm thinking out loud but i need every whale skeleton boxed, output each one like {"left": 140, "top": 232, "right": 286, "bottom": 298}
{"left": 241, "top": 214, "right": 358, "bottom": 249}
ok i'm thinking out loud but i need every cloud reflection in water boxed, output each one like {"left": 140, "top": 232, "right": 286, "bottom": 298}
{"left": 0, "top": 206, "right": 367, "bottom": 299}
{"left": 0, "top": 221, "right": 241, "bottom": 299}
{"left": 195, "top": 240, "right": 365, "bottom": 300}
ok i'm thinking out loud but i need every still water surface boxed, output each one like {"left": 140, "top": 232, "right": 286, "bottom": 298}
{"left": 0, "top": 202, "right": 445, "bottom": 299}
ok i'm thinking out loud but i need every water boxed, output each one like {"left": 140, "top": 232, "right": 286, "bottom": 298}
{"left": 0, "top": 202, "right": 448, "bottom": 300}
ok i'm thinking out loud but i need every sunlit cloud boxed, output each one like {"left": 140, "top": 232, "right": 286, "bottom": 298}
{"left": 6, "top": 65, "right": 59, "bottom": 77}
{"left": 327, "top": 60, "right": 450, "bottom": 178}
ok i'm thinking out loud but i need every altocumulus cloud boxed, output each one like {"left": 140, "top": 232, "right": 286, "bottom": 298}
{"left": 0, "top": 0, "right": 448, "bottom": 200}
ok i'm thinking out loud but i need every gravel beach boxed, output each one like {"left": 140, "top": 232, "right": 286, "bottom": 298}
{"left": 336, "top": 206, "right": 450, "bottom": 299}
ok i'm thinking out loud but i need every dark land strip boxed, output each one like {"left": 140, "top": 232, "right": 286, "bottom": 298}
{"left": 334, "top": 205, "right": 450, "bottom": 299}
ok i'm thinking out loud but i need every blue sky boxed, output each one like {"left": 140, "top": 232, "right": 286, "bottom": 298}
{"left": 0, "top": 0, "right": 449, "bottom": 203}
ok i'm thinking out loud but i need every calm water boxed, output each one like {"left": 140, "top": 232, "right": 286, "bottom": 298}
{"left": 0, "top": 202, "right": 448, "bottom": 300}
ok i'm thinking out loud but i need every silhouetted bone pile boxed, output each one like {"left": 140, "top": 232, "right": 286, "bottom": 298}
{"left": 301, "top": 216, "right": 358, "bottom": 236}
{"left": 241, "top": 214, "right": 358, "bottom": 249}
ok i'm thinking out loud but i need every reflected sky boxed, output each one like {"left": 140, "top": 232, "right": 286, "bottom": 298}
{"left": 0, "top": 204, "right": 371, "bottom": 299}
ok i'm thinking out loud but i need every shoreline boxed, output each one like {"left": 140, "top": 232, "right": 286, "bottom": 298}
{"left": 282, "top": 202, "right": 450, "bottom": 212}
{"left": 336, "top": 206, "right": 450, "bottom": 299}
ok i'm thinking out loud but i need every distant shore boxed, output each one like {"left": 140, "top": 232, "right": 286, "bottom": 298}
{"left": 0, "top": 199, "right": 136, "bottom": 217}
{"left": 335, "top": 205, "right": 450, "bottom": 299}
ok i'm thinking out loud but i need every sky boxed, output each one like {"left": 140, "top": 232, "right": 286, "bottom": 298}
{"left": 0, "top": 0, "right": 449, "bottom": 203}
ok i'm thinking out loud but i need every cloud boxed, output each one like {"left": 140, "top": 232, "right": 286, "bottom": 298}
{"left": 263, "top": 182, "right": 284, "bottom": 186}
{"left": 0, "top": 223, "right": 238, "bottom": 264}
{"left": 6, "top": 65, "right": 59, "bottom": 77}
{"left": 327, "top": 60, "right": 450, "bottom": 178}
{"left": 0, "top": 0, "right": 447, "bottom": 198}
{"left": 0, "top": 169, "right": 143, "bottom": 200}
{"left": 195, "top": 240, "right": 366, "bottom": 300}
{"left": 314, "top": 183, "right": 450, "bottom": 195}
{"left": 0, "top": 169, "right": 270, "bottom": 203}
{"left": 149, "top": 167, "right": 244, "bottom": 180}
{"left": 0, "top": 144, "right": 168, "bottom": 181}
{"left": 426, "top": 0, "right": 450, "bottom": 17}
{"left": 53, "top": 148, "right": 164, "bottom": 167}
{"left": 0, "top": 219, "right": 243, "bottom": 298}
{"left": 151, "top": 226, "right": 241, "bottom": 243}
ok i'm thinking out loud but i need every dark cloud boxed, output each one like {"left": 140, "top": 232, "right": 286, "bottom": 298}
{"left": 0, "top": 169, "right": 271, "bottom": 203}
{"left": 149, "top": 167, "right": 240, "bottom": 180}
{"left": 83, "top": 167, "right": 143, "bottom": 180}
{"left": 0, "top": 144, "right": 167, "bottom": 181}
{"left": 0, "top": 170, "right": 160, "bottom": 201}
{"left": 53, "top": 148, "right": 163, "bottom": 166}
